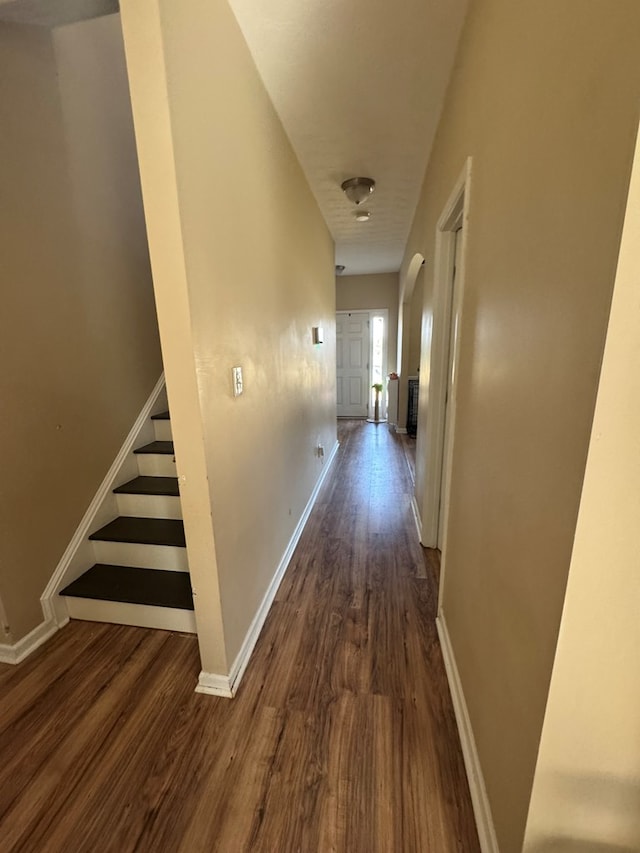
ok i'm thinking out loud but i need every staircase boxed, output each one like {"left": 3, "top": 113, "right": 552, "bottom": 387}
{"left": 59, "top": 411, "right": 196, "bottom": 633}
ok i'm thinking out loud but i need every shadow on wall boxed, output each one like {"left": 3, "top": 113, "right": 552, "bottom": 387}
{"left": 527, "top": 772, "right": 640, "bottom": 853}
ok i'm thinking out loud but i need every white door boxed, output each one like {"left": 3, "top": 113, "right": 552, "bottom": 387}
{"left": 437, "top": 226, "right": 463, "bottom": 547}
{"left": 336, "top": 311, "right": 370, "bottom": 418}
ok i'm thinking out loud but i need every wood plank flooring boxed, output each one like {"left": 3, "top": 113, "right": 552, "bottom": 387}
{"left": 0, "top": 420, "right": 479, "bottom": 852}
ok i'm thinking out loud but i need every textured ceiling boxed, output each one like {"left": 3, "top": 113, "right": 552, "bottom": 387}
{"left": 228, "top": 0, "right": 469, "bottom": 275}
{"left": 0, "top": 0, "right": 468, "bottom": 276}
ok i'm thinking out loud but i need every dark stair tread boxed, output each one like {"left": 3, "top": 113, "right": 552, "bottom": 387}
{"left": 60, "top": 565, "right": 193, "bottom": 610}
{"left": 134, "top": 441, "right": 174, "bottom": 455}
{"left": 113, "top": 476, "right": 180, "bottom": 497}
{"left": 89, "top": 517, "right": 186, "bottom": 547}
{"left": 151, "top": 410, "right": 170, "bottom": 420}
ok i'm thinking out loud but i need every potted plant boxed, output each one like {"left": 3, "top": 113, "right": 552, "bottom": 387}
{"left": 372, "top": 383, "right": 384, "bottom": 423}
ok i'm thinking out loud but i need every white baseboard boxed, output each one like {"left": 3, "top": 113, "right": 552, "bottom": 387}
{"left": 195, "top": 670, "right": 233, "bottom": 698}
{"left": 411, "top": 494, "right": 423, "bottom": 543}
{"left": 436, "top": 612, "right": 499, "bottom": 853}
{"left": 0, "top": 617, "right": 63, "bottom": 665}
{"left": 196, "top": 440, "right": 340, "bottom": 698}
{"left": 395, "top": 426, "right": 408, "bottom": 435}
{"left": 41, "top": 373, "right": 166, "bottom": 628}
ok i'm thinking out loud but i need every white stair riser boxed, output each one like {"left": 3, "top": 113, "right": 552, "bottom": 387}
{"left": 153, "top": 420, "right": 172, "bottom": 441}
{"left": 116, "top": 493, "right": 182, "bottom": 520}
{"left": 64, "top": 597, "right": 196, "bottom": 633}
{"left": 136, "top": 454, "right": 177, "bottom": 477}
{"left": 92, "top": 540, "right": 188, "bottom": 572}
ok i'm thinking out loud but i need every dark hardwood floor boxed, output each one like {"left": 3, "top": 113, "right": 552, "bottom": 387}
{"left": 0, "top": 420, "right": 479, "bottom": 852}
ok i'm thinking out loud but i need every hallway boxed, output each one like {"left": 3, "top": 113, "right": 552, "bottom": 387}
{"left": 0, "top": 421, "right": 479, "bottom": 852}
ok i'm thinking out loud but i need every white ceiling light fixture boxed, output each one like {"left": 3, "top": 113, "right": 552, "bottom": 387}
{"left": 341, "top": 177, "right": 375, "bottom": 206}
{"left": 355, "top": 210, "right": 371, "bottom": 222}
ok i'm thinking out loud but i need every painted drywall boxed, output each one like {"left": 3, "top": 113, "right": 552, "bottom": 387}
{"left": 336, "top": 271, "right": 399, "bottom": 373}
{"left": 396, "top": 271, "right": 424, "bottom": 432}
{"left": 396, "top": 258, "right": 426, "bottom": 432}
{"left": 401, "top": 2, "right": 640, "bottom": 849}
{"left": 121, "top": 0, "right": 336, "bottom": 675}
{"left": 0, "top": 18, "right": 161, "bottom": 642}
{"left": 523, "top": 125, "right": 640, "bottom": 853}
{"left": 407, "top": 269, "right": 424, "bottom": 380}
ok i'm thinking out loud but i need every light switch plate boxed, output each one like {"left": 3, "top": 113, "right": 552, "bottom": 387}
{"left": 232, "top": 366, "right": 243, "bottom": 397}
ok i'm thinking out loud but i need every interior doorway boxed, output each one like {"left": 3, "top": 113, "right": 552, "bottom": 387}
{"left": 419, "top": 158, "right": 471, "bottom": 562}
{"left": 336, "top": 310, "right": 388, "bottom": 419}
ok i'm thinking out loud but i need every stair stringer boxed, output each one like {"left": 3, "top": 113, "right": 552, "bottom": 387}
{"left": 41, "top": 373, "right": 169, "bottom": 628}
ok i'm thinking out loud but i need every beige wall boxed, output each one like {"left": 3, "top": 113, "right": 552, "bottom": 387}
{"left": 121, "top": 0, "right": 336, "bottom": 674}
{"left": 523, "top": 124, "right": 640, "bottom": 853}
{"left": 407, "top": 269, "right": 424, "bottom": 380}
{"left": 396, "top": 258, "right": 425, "bottom": 432}
{"left": 399, "top": 268, "right": 425, "bottom": 430}
{"left": 0, "top": 17, "right": 161, "bottom": 643}
{"left": 402, "top": 2, "right": 640, "bottom": 849}
{"left": 336, "top": 271, "right": 399, "bottom": 374}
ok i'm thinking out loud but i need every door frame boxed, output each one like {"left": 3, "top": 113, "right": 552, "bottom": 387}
{"left": 336, "top": 308, "right": 389, "bottom": 419}
{"left": 420, "top": 158, "right": 472, "bottom": 583}
{"left": 367, "top": 308, "right": 389, "bottom": 420}
{"left": 437, "top": 226, "right": 464, "bottom": 547}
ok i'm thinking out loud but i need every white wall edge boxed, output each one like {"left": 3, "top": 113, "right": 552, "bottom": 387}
{"left": 0, "top": 617, "right": 64, "bottom": 665}
{"left": 437, "top": 611, "right": 499, "bottom": 853}
{"left": 196, "top": 439, "right": 340, "bottom": 699}
{"left": 40, "top": 373, "right": 166, "bottom": 628}
{"left": 411, "top": 494, "right": 423, "bottom": 543}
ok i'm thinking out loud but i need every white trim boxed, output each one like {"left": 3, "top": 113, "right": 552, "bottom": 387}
{"left": 410, "top": 494, "right": 423, "bottom": 543}
{"left": 195, "top": 670, "right": 234, "bottom": 698}
{"left": 368, "top": 308, "right": 389, "bottom": 420}
{"left": 0, "top": 617, "right": 62, "bottom": 665}
{"left": 394, "top": 426, "right": 408, "bottom": 435}
{"left": 336, "top": 310, "right": 371, "bottom": 418}
{"left": 437, "top": 611, "right": 499, "bottom": 853}
{"left": 196, "top": 439, "right": 340, "bottom": 698}
{"left": 41, "top": 373, "right": 166, "bottom": 628}
{"left": 337, "top": 308, "right": 390, "bottom": 419}
{"left": 421, "top": 158, "right": 472, "bottom": 561}
{"left": 64, "top": 598, "right": 196, "bottom": 634}
{"left": 91, "top": 540, "right": 188, "bottom": 573}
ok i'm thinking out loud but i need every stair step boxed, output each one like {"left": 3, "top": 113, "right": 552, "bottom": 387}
{"left": 114, "top": 476, "right": 179, "bottom": 497}
{"left": 136, "top": 453, "right": 176, "bottom": 477}
{"left": 115, "top": 492, "right": 182, "bottom": 520}
{"left": 60, "top": 565, "right": 194, "bottom": 610}
{"left": 134, "top": 440, "right": 174, "bottom": 455}
{"left": 92, "top": 540, "right": 188, "bottom": 572}
{"left": 62, "top": 597, "right": 195, "bottom": 632}
{"left": 151, "top": 410, "right": 170, "bottom": 420}
{"left": 89, "top": 517, "right": 185, "bottom": 548}
{"left": 153, "top": 419, "right": 173, "bottom": 442}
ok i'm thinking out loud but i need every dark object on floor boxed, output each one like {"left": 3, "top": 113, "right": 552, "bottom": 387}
{"left": 407, "top": 377, "right": 419, "bottom": 437}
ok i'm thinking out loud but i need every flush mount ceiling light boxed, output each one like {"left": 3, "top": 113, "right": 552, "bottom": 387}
{"left": 355, "top": 210, "right": 371, "bottom": 222}
{"left": 341, "top": 177, "right": 375, "bottom": 206}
